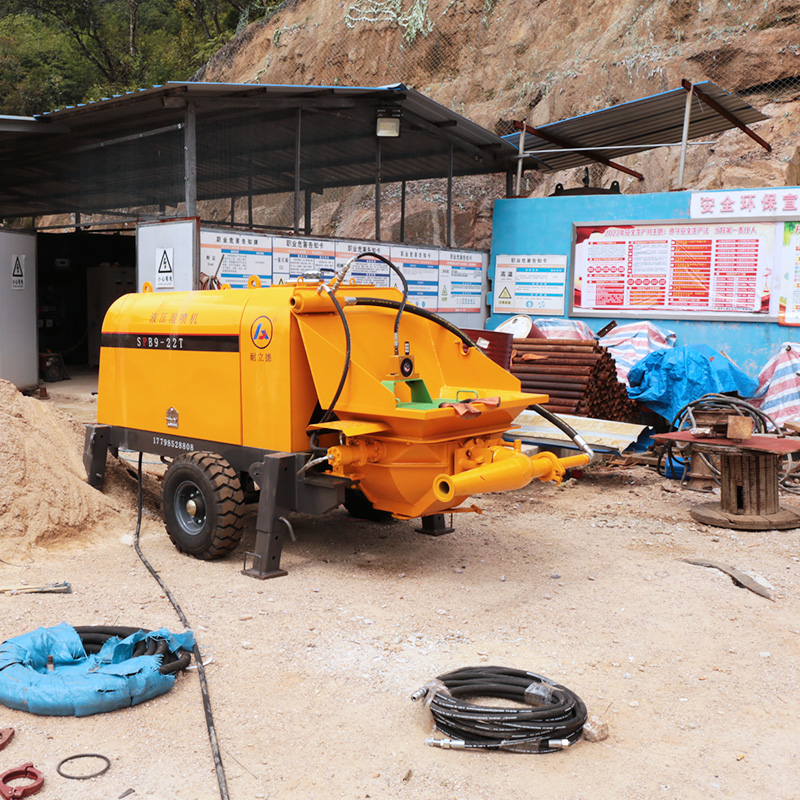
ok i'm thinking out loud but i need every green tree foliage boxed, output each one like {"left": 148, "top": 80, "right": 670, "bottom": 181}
{"left": 0, "top": 0, "right": 272, "bottom": 115}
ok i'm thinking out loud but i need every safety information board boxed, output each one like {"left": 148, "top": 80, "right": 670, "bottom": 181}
{"left": 492, "top": 254, "right": 568, "bottom": 316}
{"left": 779, "top": 222, "right": 800, "bottom": 325}
{"left": 155, "top": 248, "right": 174, "bottom": 289}
{"left": 573, "top": 223, "right": 774, "bottom": 315}
{"left": 11, "top": 254, "right": 24, "bottom": 290}
{"left": 438, "top": 250, "right": 484, "bottom": 312}
{"left": 200, "top": 230, "right": 272, "bottom": 288}
{"left": 334, "top": 241, "right": 392, "bottom": 286}
{"left": 390, "top": 246, "right": 440, "bottom": 309}
{"left": 197, "top": 229, "right": 486, "bottom": 312}
{"left": 272, "top": 237, "right": 337, "bottom": 284}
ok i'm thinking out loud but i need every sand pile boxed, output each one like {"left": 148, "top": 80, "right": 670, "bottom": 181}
{"left": 0, "top": 379, "right": 119, "bottom": 547}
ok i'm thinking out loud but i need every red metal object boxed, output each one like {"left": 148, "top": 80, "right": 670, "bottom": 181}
{"left": 0, "top": 764, "right": 44, "bottom": 799}
{"left": 653, "top": 432, "right": 800, "bottom": 455}
{"left": 0, "top": 729, "right": 14, "bottom": 752}
{"left": 439, "top": 396, "right": 501, "bottom": 419}
{"left": 513, "top": 120, "right": 645, "bottom": 180}
{"left": 681, "top": 79, "right": 771, "bottom": 152}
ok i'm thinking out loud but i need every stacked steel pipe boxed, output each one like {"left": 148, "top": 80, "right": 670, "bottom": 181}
{"left": 510, "top": 338, "right": 637, "bottom": 421}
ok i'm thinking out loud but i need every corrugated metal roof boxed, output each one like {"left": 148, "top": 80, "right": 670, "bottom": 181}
{"left": 504, "top": 81, "right": 769, "bottom": 173}
{"left": 0, "top": 82, "right": 519, "bottom": 218}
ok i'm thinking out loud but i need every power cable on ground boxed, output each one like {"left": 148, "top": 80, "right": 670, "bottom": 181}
{"left": 133, "top": 454, "right": 229, "bottom": 800}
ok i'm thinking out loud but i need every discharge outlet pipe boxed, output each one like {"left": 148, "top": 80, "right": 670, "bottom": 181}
{"left": 433, "top": 448, "right": 590, "bottom": 504}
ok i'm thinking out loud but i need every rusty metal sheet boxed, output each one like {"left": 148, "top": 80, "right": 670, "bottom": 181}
{"left": 654, "top": 431, "right": 800, "bottom": 455}
{"left": 506, "top": 411, "right": 649, "bottom": 455}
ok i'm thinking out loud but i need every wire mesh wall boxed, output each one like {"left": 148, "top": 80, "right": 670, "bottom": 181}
{"left": 208, "top": 0, "right": 799, "bottom": 127}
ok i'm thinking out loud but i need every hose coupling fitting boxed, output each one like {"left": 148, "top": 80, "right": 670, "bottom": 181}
{"left": 548, "top": 739, "right": 571, "bottom": 750}
{"left": 425, "top": 738, "right": 466, "bottom": 750}
{"left": 410, "top": 686, "right": 428, "bottom": 702}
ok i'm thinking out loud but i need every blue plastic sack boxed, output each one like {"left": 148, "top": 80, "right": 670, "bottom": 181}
{"left": 0, "top": 622, "right": 194, "bottom": 716}
{"left": 627, "top": 344, "right": 758, "bottom": 423}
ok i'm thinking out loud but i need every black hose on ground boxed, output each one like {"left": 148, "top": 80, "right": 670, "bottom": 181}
{"left": 133, "top": 453, "right": 229, "bottom": 800}
{"left": 413, "top": 666, "right": 587, "bottom": 753}
{"left": 73, "top": 626, "right": 192, "bottom": 674}
{"left": 350, "top": 297, "right": 477, "bottom": 350}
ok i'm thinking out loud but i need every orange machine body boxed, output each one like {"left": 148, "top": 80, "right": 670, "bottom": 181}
{"left": 97, "top": 281, "right": 586, "bottom": 519}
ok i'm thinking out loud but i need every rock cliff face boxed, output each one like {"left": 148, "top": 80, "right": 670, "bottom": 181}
{"left": 198, "top": 0, "right": 800, "bottom": 248}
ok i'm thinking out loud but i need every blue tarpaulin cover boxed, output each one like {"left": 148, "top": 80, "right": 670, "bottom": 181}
{"left": 0, "top": 622, "right": 194, "bottom": 716}
{"left": 627, "top": 344, "right": 758, "bottom": 423}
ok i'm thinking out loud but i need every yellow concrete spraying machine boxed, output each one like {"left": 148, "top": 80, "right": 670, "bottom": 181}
{"left": 84, "top": 255, "right": 591, "bottom": 579}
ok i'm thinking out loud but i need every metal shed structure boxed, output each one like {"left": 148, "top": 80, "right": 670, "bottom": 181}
{"left": 504, "top": 80, "right": 770, "bottom": 188}
{"left": 0, "top": 82, "right": 528, "bottom": 389}
{"left": 0, "top": 81, "right": 524, "bottom": 241}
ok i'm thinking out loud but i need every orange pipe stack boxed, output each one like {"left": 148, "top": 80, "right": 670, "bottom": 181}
{"left": 510, "top": 338, "right": 637, "bottom": 421}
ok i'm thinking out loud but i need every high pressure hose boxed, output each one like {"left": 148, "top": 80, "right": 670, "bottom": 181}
{"left": 332, "top": 252, "right": 410, "bottom": 355}
{"left": 529, "top": 403, "right": 595, "bottom": 462}
{"left": 348, "top": 297, "right": 477, "bottom": 350}
{"left": 314, "top": 252, "right": 405, "bottom": 428}
{"left": 317, "top": 288, "right": 352, "bottom": 425}
{"left": 134, "top": 454, "right": 229, "bottom": 800}
{"left": 413, "top": 666, "right": 587, "bottom": 753}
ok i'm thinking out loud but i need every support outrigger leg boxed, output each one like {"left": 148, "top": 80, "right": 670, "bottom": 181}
{"left": 242, "top": 453, "right": 297, "bottom": 580}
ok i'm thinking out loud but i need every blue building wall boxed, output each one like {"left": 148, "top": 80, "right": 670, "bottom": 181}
{"left": 488, "top": 192, "right": 788, "bottom": 378}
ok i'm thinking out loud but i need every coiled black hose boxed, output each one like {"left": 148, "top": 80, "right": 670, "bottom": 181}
{"left": 414, "top": 666, "right": 587, "bottom": 753}
{"left": 656, "top": 393, "right": 797, "bottom": 491}
{"left": 73, "top": 626, "right": 192, "bottom": 675}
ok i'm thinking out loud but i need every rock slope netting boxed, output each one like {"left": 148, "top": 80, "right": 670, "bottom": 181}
{"left": 188, "top": 0, "right": 800, "bottom": 248}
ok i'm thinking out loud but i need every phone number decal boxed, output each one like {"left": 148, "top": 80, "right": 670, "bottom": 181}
{"left": 153, "top": 436, "right": 195, "bottom": 451}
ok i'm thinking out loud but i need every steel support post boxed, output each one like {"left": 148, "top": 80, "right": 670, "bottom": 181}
{"left": 183, "top": 103, "right": 197, "bottom": 217}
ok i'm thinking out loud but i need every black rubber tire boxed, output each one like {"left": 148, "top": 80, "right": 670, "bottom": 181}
{"left": 344, "top": 488, "right": 394, "bottom": 522}
{"left": 162, "top": 452, "right": 244, "bottom": 560}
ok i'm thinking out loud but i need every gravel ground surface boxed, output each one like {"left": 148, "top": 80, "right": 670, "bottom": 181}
{"left": 2, "top": 390, "right": 800, "bottom": 800}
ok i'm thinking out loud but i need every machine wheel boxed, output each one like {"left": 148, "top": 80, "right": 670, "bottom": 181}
{"left": 162, "top": 452, "right": 244, "bottom": 560}
{"left": 344, "top": 488, "right": 394, "bottom": 522}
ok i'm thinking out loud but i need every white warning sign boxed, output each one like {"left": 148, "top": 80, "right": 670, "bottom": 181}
{"left": 155, "top": 247, "right": 174, "bottom": 289}
{"left": 11, "top": 254, "right": 24, "bottom": 290}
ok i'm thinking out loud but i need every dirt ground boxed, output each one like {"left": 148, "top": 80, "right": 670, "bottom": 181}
{"left": 2, "top": 388, "right": 800, "bottom": 800}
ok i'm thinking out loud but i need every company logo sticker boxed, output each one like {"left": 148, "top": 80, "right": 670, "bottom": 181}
{"left": 250, "top": 316, "right": 273, "bottom": 349}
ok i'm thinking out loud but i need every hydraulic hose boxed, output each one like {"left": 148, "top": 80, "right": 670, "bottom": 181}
{"left": 413, "top": 666, "right": 587, "bottom": 753}
{"left": 529, "top": 403, "right": 595, "bottom": 462}
{"left": 332, "top": 252, "right": 409, "bottom": 355}
{"left": 319, "top": 288, "right": 352, "bottom": 425}
{"left": 350, "top": 297, "right": 477, "bottom": 350}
